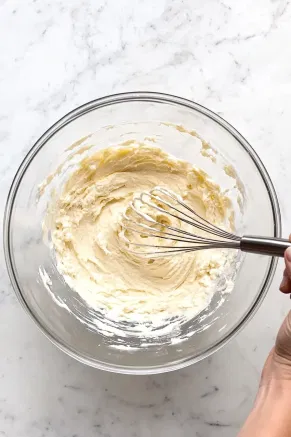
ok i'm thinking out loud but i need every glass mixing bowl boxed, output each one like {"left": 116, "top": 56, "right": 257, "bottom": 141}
{"left": 4, "top": 92, "right": 280, "bottom": 374}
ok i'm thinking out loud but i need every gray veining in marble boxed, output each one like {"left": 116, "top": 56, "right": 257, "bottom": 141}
{"left": 1, "top": 0, "right": 291, "bottom": 436}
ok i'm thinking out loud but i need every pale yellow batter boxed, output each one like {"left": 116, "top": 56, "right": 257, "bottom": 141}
{"left": 50, "top": 144, "right": 234, "bottom": 324}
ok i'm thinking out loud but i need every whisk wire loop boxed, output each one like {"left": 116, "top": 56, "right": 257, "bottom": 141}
{"left": 121, "top": 187, "right": 241, "bottom": 257}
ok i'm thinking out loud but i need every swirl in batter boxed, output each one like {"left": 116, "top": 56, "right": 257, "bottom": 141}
{"left": 51, "top": 144, "right": 234, "bottom": 324}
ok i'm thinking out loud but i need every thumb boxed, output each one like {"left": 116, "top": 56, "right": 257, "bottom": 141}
{"left": 279, "top": 243, "right": 291, "bottom": 293}
{"left": 285, "top": 245, "right": 291, "bottom": 273}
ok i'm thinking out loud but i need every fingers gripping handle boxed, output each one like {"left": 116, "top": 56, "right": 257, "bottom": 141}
{"left": 241, "top": 236, "right": 291, "bottom": 257}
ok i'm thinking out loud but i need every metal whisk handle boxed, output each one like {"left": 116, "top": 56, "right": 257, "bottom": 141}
{"left": 241, "top": 236, "right": 291, "bottom": 257}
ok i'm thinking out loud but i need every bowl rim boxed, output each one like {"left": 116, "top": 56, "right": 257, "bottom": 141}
{"left": 3, "top": 91, "right": 281, "bottom": 374}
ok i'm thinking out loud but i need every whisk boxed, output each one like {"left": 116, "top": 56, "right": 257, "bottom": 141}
{"left": 121, "top": 187, "right": 290, "bottom": 258}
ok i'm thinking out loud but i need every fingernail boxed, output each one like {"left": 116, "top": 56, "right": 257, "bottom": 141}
{"left": 280, "top": 276, "right": 289, "bottom": 291}
{"left": 286, "top": 247, "right": 291, "bottom": 262}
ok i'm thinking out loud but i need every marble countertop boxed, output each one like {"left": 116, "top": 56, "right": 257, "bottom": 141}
{"left": 1, "top": 0, "right": 291, "bottom": 435}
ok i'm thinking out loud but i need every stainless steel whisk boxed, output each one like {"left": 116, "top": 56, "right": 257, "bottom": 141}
{"left": 121, "top": 187, "right": 290, "bottom": 258}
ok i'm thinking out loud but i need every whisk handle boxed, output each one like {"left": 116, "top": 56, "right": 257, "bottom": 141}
{"left": 241, "top": 236, "right": 291, "bottom": 257}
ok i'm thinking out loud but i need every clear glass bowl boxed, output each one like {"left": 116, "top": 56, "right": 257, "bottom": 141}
{"left": 4, "top": 92, "right": 280, "bottom": 374}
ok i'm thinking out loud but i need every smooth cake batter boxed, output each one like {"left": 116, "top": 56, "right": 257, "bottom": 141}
{"left": 49, "top": 144, "right": 235, "bottom": 325}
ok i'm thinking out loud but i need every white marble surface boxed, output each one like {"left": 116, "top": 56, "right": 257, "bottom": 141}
{"left": 1, "top": 0, "right": 291, "bottom": 435}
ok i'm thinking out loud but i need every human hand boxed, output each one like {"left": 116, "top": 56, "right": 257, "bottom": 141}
{"left": 239, "top": 241, "right": 291, "bottom": 436}
{"left": 260, "top": 241, "right": 291, "bottom": 385}
{"left": 279, "top": 235, "right": 291, "bottom": 295}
